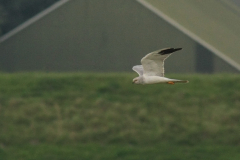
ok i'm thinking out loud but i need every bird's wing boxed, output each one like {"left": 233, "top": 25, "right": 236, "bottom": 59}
{"left": 141, "top": 48, "right": 182, "bottom": 77}
{"left": 132, "top": 65, "right": 144, "bottom": 76}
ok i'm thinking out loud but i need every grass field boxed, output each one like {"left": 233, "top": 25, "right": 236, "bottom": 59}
{"left": 0, "top": 73, "right": 240, "bottom": 159}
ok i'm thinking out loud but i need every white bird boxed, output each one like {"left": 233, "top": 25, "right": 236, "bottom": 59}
{"left": 132, "top": 48, "right": 189, "bottom": 85}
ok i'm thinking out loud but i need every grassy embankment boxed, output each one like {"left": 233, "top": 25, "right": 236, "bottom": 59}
{"left": 0, "top": 73, "right": 240, "bottom": 159}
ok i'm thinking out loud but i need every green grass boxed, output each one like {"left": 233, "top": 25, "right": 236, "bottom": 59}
{"left": 2, "top": 143, "right": 240, "bottom": 160}
{"left": 0, "top": 72, "right": 240, "bottom": 159}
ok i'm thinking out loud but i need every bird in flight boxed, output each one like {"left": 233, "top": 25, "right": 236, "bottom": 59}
{"left": 132, "top": 48, "right": 189, "bottom": 85}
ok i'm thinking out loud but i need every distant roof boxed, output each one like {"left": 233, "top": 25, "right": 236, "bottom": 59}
{"left": 0, "top": 0, "right": 69, "bottom": 43}
{"left": 1, "top": 0, "right": 240, "bottom": 71}
{"left": 138, "top": 0, "right": 240, "bottom": 71}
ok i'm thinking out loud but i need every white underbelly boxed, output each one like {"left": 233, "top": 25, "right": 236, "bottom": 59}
{"left": 144, "top": 76, "right": 170, "bottom": 84}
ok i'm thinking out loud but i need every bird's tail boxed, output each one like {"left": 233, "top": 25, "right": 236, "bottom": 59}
{"left": 169, "top": 79, "right": 189, "bottom": 84}
{"left": 175, "top": 80, "right": 189, "bottom": 83}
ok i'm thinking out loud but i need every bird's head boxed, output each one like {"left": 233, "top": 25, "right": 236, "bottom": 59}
{"left": 132, "top": 77, "right": 141, "bottom": 84}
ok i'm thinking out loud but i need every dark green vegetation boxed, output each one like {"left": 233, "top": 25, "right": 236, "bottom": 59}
{"left": 0, "top": 73, "right": 240, "bottom": 159}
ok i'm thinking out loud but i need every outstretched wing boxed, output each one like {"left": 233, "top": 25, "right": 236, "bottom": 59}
{"left": 132, "top": 65, "right": 143, "bottom": 76}
{"left": 141, "top": 48, "right": 182, "bottom": 77}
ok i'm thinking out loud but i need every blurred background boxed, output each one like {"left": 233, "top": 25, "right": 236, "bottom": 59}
{"left": 0, "top": 0, "right": 240, "bottom": 159}
{"left": 0, "top": 0, "right": 240, "bottom": 73}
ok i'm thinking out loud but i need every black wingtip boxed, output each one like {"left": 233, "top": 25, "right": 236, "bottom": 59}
{"left": 174, "top": 48, "right": 182, "bottom": 51}
{"left": 159, "top": 48, "right": 182, "bottom": 55}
